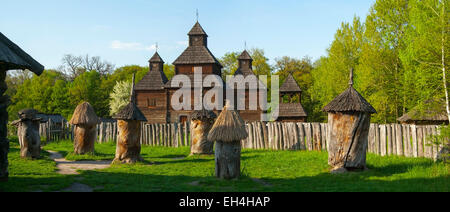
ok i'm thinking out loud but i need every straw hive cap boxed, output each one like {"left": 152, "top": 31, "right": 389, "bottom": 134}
{"left": 207, "top": 100, "right": 248, "bottom": 142}
{"left": 69, "top": 102, "right": 100, "bottom": 125}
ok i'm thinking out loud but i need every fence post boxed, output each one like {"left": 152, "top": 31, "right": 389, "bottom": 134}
{"left": 297, "top": 123, "right": 305, "bottom": 150}
{"left": 380, "top": 125, "right": 386, "bottom": 156}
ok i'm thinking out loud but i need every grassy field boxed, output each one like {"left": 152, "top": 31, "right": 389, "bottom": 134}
{"left": 0, "top": 137, "right": 448, "bottom": 192}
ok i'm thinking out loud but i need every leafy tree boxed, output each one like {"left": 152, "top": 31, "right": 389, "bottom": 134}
{"left": 109, "top": 81, "right": 132, "bottom": 116}
{"left": 311, "top": 17, "right": 364, "bottom": 121}
{"left": 400, "top": 0, "right": 450, "bottom": 121}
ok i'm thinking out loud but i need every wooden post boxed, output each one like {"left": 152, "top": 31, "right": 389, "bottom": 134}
{"left": 312, "top": 123, "right": 322, "bottom": 151}
{"left": 380, "top": 125, "right": 386, "bottom": 156}
{"left": 417, "top": 126, "right": 424, "bottom": 157}
{"left": 297, "top": 123, "right": 306, "bottom": 150}
{"left": 396, "top": 124, "right": 403, "bottom": 156}
{"left": 262, "top": 122, "right": 268, "bottom": 149}
{"left": 432, "top": 126, "right": 438, "bottom": 160}
{"left": 387, "top": 124, "right": 392, "bottom": 155}
{"left": 215, "top": 141, "right": 241, "bottom": 179}
{"left": 304, "top": 123, "right": 312, "bottom": 151}
{"left": 411, "top": 125, "right": 418, "bottom": 157}
{"left": 405, "top": 125, "right": 412, "bottom": 157}
{"left": 374, "top": 123, "right": 380, "bottom": 155}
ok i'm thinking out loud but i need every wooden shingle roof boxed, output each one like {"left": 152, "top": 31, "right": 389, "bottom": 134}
{"left": 277, "top": 103, "right": 308, "bottom": 117}
{"left": 280, "top": 74, "right": 302, "bottom": 93}
{"left": 0, "top": 32, "right": 44, "bottom": 74}
{"left": 322, "top": 69, "right": 376, "bottom": 114}
{"left": 148, "top": 52, "right": 164, "bottom": 63}
{"left": 188, "top": 22, "right": 208, "bottom": 36}
{"left": 135, "top": 53, "right": 168, "bottom": 91}
{"left": 172, "top": 46, "right": 222, "bottom": 67}
{"left": 238, "top": 50, "right": 252, "bottom": 60}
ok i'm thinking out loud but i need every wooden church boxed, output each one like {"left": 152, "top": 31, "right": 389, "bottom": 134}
{"left": 135, "top": 21, "right": 307, "bottom": 123}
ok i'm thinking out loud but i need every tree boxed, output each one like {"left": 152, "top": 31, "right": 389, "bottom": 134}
{"left": 311, "top": 17, "right": 364, "bottom": 121}
{"left": 400, "top": 0, "right": 450, "bottom": 121}
{"left": 220, "top": 52, "right": 240, "bottom": 78}
{"left": 109, "top": 80, "right": 132, "bottom": 116}
{"left": 358, "top": 0, "right": 409, "bottom": 123}
{"left": 59, "top": 54, "right": 115, "bottom": 80}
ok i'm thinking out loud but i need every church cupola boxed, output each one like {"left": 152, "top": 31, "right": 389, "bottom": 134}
{"left": 148, "top": 51, "right": 164, "bottom": 73}
{"left": 188, "top": 22, "right": 208, "bottom": 47}
{"left": 238, "top": 50, "right": 252, "bottom": 72}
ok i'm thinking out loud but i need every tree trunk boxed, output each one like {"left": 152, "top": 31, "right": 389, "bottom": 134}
{"left": 215, "top": 141, "right": 241, "bottom": 179}
{"left": 327, "top": 112, "right": 371, "bottom": 173}
{"left": 441, "top": 3, "right": 450, "bottom": 122}
{"left": 0, "top": 71, "right": 9, "bottom": 181}
{"left": 17, "top": 120, "right": 41, "bottom": 158}
{"left": 113, "top": 120, "right": 142, "bottom": 164}
{"left": 73, "top": 124, "right": 96, "bottom": 154}
{"left": 190, "top": 119, "right": 214, "bottom": 155}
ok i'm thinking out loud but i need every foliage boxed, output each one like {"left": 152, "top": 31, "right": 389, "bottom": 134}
{"left": 428, "top": 124, "right": 450, "bottom": 162}
{"left": 109, "top": 81, "right": 132, "bottom": 116}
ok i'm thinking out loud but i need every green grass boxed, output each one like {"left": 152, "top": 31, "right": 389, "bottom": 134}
{"left": 1, "top": 137, "right": 448, "bottom": 192}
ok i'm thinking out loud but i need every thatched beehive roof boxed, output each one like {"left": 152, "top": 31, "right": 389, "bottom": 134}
{"left": 322, "top": 69, "right": 376, "bottom": 114}
{"left": 113, "top": 74, "right": 147, "bottom": 121}
{"left": 191, "top": 109, "right": 217, "bottom": 121}
{"left": 207, "top": 102, "right": 248, "bottom": 142}
{"left": 69, "top": 102, "right": 100, "bottom": 125}
{"left": 0, "top": 32, "right": 44, "bottom": 74}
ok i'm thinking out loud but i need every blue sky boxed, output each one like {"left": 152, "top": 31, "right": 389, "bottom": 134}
{"left": 0, "top": 0, "right": 374, "bottom": 70}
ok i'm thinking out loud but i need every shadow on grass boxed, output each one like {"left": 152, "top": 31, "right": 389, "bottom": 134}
{"left": 2, "top": 168, "right": 447, "bottom": 192}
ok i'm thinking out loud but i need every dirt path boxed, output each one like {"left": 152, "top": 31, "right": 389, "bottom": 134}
{"left": 47, "top": 150, "right": 111, "bottom": 175}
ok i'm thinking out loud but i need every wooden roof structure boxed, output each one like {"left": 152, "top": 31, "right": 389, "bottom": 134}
{"left": 233, "top": 50, "right": 266, "bottom": 90}
{"left": 148, "top": 51, "right": 164, "bottom": 63}
{"left": 397, "top": 101, "right": 448, "bottom": 123}
{"left": 322, "top": 69, "right": 376, "bottom": 114}
{"left": 173, "top": 22, "right": 222, "bottom": 68}
{"left": 188, "top": 22, "right": 208, "bottom": 36}
{"left": 135, "top": 52, "right": 168, "bottom": 91}
{"left": 113, "top": 74, "right": 147, "bottom": 121}
{"left": 280, "top": 74, "right": 302, "bottom": 93}
{"left": 0, "top": 32, "right": 44, "bottom": 74}
{"left": 277, "top": 103, "right": 307, "bottom": 118}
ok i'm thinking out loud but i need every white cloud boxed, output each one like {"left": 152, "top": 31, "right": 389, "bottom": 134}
{"left": 176, "top": 40, "right": 188, "bottom": 46}
{"left": 110, "top": 40, "right": 156, "bottom": 51}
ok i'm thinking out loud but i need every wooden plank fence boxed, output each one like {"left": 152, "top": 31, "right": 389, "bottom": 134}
{"left": 39, "top": 120, "right": 444, "bottom": 160}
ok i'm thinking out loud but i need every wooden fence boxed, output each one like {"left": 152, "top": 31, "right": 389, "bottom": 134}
{"left": 40, "top": 120, "right": 444, "bottom": 159}
{"left": 39, "top": 119, "right": 72, "bottom": 142}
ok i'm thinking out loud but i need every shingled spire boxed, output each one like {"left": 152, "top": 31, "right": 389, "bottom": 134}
{"left": 188, "top": 22, "right": 208, "bottom": 47}
{"left": 173, "top": 21, "right": 222, "bottom": 68}
{"left": 135, "top": 51, "right": 168, "bottom": 91}
{"left": 234, "top": 50, "right": 253, "bottom": 76}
